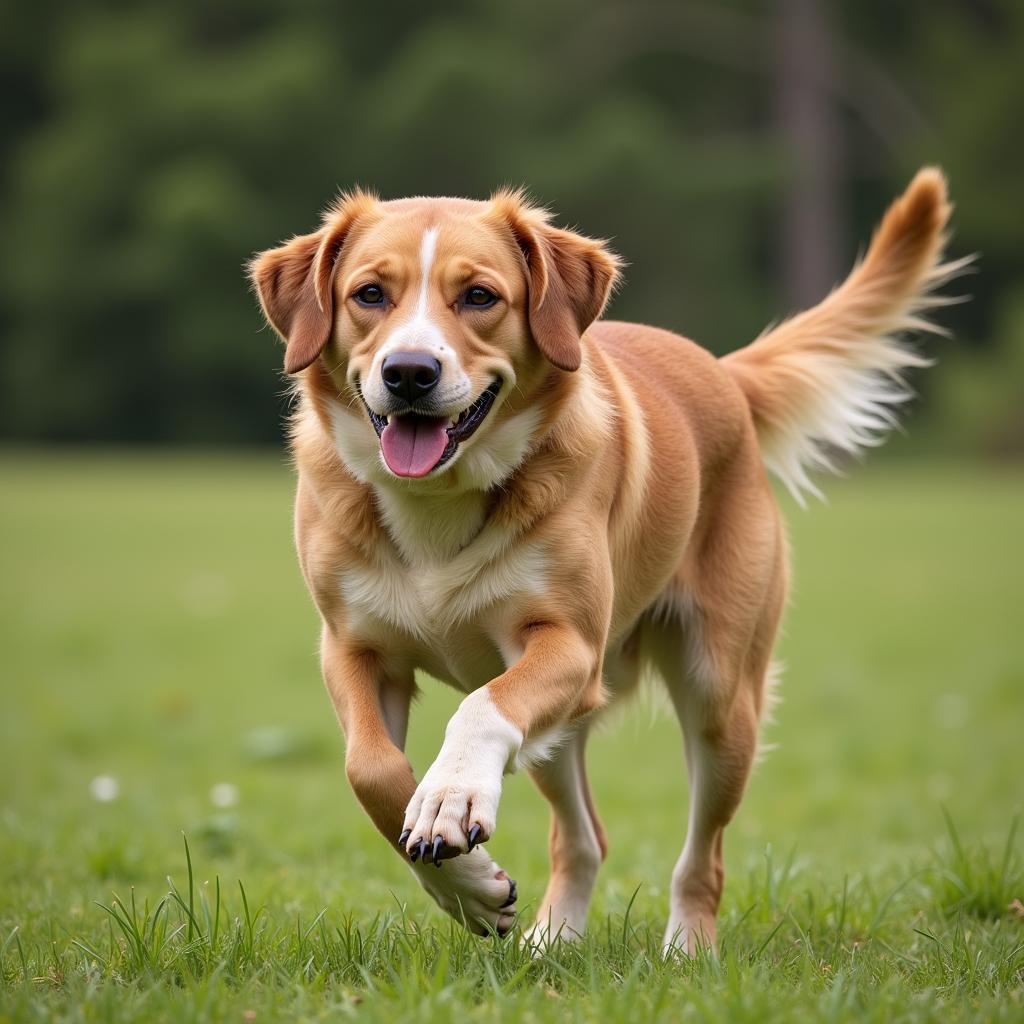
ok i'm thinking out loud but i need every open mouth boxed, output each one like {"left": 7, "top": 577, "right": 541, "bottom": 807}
{"left": 364, "top": 380, "right": 502, "bottom": 478}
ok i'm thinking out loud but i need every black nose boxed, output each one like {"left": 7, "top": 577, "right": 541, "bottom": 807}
{"left": 381, "top": 351, "right": 442, "bottom": 403}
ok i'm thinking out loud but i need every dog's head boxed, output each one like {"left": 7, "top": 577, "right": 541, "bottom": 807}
{"left": 249, "top": 191, "right": 620, "bottom": 487}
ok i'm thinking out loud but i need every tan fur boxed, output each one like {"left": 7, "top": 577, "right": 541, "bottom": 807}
{"left": 723, "top": 168, "right": 969, "bottom": 502}
{"left": 249, "top": 171, "right": 961, "bottom": 946}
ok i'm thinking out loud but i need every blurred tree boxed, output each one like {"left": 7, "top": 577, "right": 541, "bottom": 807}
{"left": 0, "top": 0, "right": 1020, "bottom": 450}
{"left": 777, "top": 0, "right": 843, "bottom": 307}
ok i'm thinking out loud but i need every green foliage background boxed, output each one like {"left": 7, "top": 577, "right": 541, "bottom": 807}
{"left": 1, "top": 0, "right": 1021, "bottom": 448}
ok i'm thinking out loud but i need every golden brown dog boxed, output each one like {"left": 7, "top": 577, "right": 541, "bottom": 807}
{"left": 248, "top": 169, "right": 963, "bottom": 952}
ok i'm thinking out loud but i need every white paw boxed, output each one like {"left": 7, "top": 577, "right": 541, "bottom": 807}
{"left": 402, "top": 769, "right": 499, "bottom": 861}
{"left": 401, "top": 689, "right": 521, "bottom": 863}
{"left": 413, "top": 847, "right": 518, "bottom": 936}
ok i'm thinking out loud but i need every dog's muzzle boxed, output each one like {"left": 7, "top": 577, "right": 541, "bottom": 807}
{"left": 364, "top": 379, "right": 502, "bottom": 478}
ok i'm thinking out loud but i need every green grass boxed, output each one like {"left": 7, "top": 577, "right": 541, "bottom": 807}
{"left": 1, "top": 451, "right": 1021, "bottom": 1022}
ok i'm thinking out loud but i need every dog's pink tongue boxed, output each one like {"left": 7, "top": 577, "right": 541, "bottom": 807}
{"left": 381, "top": 416, "right": 449, "bottom": 477}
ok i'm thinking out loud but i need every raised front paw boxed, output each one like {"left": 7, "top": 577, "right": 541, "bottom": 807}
{"left": 414, "top": 847, "right": 518, "bottom": 936}
{"left": 400, "top": 766, "right": 499, "bottom": 864}
{"left": 401, "top": 688, "right": 522, "bottom": 864}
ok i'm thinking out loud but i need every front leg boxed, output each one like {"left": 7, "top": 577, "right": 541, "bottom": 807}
{"left": 401, "top": 620, "right": 604, "bottom": 863}
{"left": 322, "top": 631, "right": 517, "bottom": 934}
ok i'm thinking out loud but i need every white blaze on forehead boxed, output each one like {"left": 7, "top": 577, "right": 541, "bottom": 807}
{"left": 376, "top": 226, "right": 450, "bottom": 359}
{"left": 417, "top": 226, "right": 439, "bottom": 320}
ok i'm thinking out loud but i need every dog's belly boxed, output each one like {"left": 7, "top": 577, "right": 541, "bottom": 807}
{"left": 413, "top": 627, "right": 510, "bottom": 694}
{"left": 342, "top": 602, "right": 511, "bottom": 694}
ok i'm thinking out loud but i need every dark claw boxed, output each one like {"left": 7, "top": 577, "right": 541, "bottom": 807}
{"left": 409, "top": 839, "right": 423, "bottom": 863}
{"left": 399, "top": 829, "right": 411, "bottom": 848}
{"left": 432, "top": 835, "right": 444, "bottom": 867}
{"left": 417, "top": 839, "right": 428, "bottom": 863}
{"left": 500, "top": 880, "right": 517, "bottom": 908}
{"left": 467, "top": 824, "right": 481, "bottom": 851}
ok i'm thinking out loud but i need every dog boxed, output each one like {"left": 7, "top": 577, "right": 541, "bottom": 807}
{"left": 248, "top": 169, "right": 963, "bottom": 953}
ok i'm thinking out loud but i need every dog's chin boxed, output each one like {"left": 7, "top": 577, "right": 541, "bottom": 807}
{"left": 363, "top": 380, "right": 503, "bottom": 480}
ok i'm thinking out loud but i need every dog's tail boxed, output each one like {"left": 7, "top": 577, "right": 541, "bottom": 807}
{"left": 722, "top": 167, "right": 971, "bottom": 503}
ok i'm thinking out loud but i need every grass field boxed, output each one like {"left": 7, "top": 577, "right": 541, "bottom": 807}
{"left": 1, "top": 451, "right": 1021, "bottom": 1022}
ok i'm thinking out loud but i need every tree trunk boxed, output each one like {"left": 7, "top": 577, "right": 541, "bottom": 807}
{"left": 776, "top": 0, "right": 843, "bottom": 309}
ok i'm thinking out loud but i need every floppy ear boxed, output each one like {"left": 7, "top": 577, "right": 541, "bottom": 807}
{"left": 491, "top": 190, "right": 621, "bottom": 372}
{"left": 248, "top": 191, "right": 376, "bottom": 374}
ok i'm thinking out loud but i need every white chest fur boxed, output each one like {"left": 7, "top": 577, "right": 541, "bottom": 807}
{"left": 339, "top": 538, "right": 546, "bottom": 639}
{"left": 338, "top": 488, "right": 548, "bottom": 683}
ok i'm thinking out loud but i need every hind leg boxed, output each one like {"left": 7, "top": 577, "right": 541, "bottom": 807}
{"left": 662, "top": 666, "right": 763, "bottom": 954}
{"left": 656, "top": 473, "right": 786, "bottom": 954}
{"left": 524, "top": 725, "right": 607, "bottom": 944}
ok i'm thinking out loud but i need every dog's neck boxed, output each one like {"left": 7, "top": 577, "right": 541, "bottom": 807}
{"left": 374, "top": 486, "right": 488, "bottom": 564}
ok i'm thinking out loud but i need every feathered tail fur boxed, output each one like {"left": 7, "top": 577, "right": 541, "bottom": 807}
{"left": 723, "top": 167, "right": 971, "bottom": 503}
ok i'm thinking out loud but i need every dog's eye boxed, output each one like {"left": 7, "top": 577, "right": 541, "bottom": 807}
{"left": 354, "top": 284, "right": 386, "bottom": 306}
{"left": 463, "top": 286, "right": 498, "bottom": 308}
